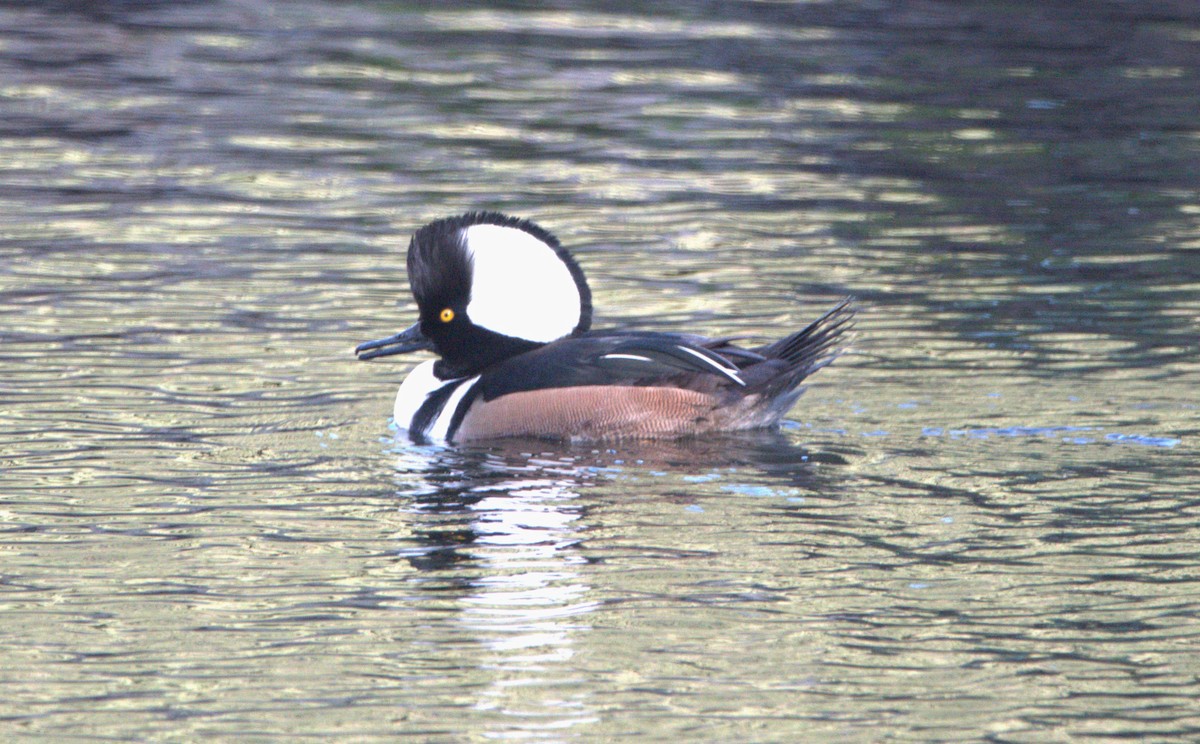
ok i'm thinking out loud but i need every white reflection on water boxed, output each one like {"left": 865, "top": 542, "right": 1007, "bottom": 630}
{"left": 388, "top": 443, "right": 602, "bottom": 735}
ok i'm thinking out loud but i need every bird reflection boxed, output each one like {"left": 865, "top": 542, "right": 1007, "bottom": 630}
{"left": 387, "top": 429, "right": 849, "bottom": 572}
{"left": 382, "top": 430, "right": 849, "bottom": 736}
{"left": 386, "top": 429, "right": 854, "bottom": 576}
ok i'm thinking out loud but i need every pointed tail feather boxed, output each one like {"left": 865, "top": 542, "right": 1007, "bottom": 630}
{"left": 757, "top": 297, "right": 855, "bottom": 391}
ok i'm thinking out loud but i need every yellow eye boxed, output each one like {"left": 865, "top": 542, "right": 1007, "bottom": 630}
{"left": 439, "top": 308, "right": 455, "bottom": 323}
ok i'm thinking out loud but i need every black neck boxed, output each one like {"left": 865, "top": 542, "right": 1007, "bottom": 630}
{"left": 433, "top": 326, "right": 545, "bottom": 380}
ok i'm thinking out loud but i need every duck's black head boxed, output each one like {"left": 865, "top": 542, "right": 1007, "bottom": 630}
{"left": 355, "top": 212, "right": 593, "bottom": 379}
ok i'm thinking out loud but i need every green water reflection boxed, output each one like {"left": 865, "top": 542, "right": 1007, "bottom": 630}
{"left": 0, "top": 1, "right": 1197, "bottom": 741}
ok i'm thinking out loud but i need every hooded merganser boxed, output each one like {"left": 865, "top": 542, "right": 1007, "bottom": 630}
{"left": 356, "top": 212, "right": 853, "bottom": 444}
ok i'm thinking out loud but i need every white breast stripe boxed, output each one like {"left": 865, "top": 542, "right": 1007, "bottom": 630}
{"left": 675, "top": 345, "right": 745, "bottom": 386}
{"left": 394, "top": 360, "right": 441, "bottom": 432}
{"left": 430, "top": 375, "right": 481, "bottom": 441}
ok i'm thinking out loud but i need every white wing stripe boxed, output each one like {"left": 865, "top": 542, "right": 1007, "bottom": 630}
{"left": 674, "top": 345, "right": 745, "bottom": 386}
{"left": 601, "top": 353, "right": 655, "bottom": 363}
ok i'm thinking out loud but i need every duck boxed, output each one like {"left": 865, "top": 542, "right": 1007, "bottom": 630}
{"left": 355, "top": 211, "right": 853, "bottom": 444}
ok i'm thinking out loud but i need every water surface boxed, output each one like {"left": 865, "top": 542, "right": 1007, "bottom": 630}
{"left": 2, "top": 1, "right": 1198, "bottom": 741}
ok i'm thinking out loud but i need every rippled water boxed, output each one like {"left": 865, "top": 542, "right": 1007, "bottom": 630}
{"left": 3, "top": 1, "right": 1198, "bottom": 741}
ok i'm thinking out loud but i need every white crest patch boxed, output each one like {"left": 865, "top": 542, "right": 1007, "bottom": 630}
{"left": 463, "top": 223, "right": 582, "bottom": 343}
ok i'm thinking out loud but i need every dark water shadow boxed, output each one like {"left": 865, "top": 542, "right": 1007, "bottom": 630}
{"left": 382, "top": 429, "right": 855, "bottom": 573}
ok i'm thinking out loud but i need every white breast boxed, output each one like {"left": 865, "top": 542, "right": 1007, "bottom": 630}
{"left": 392, "top": 360, "right": 480, "bottom": 442}
{"left": 393, "top": 360, "right": 441, "bottom": 430}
